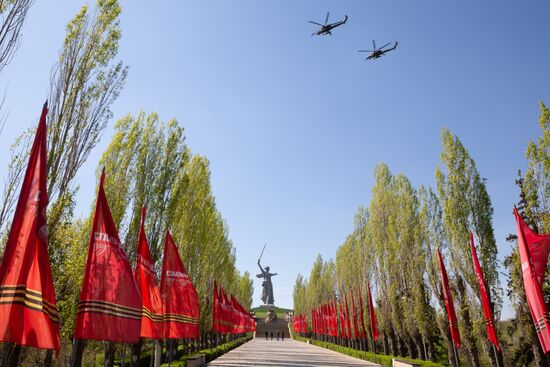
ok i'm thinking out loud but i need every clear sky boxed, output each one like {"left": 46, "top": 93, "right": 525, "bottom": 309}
{"left": 1, "top": 1, "right": 549, "bottom": 318}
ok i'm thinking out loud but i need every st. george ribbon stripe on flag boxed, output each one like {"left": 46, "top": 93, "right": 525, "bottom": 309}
{"left": 77, "top": 300, "right": 142, "bottom": 320}
{"left": 141, "top": 307, "right": 163, "bottom": 323}
{"left": 162, "top": 314, "right": 200, "bottom": 324}
{"left": 0, "top": 285, "right": 59, "bottom": 323}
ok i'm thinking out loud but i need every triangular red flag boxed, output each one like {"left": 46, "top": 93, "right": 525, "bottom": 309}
{"left": 74, "top": 169, "right": 142, "bottom": 342}
{"left": 351, "top": 291, "right": 360, "bottom": 338}
{"left": 358, "top": 288, "right": 367, "bottom": 339}
{"left": 514, "top": 208, "right": 550, "bottom": 353}
{"left": 213, "top": 281, "right": 222, "bottom": 333}
{"left": 470, "top": 232, "right": 500, "bottom": 351}
{"left": 344, "top": 292, "right": 352, "bottom": 339}
{"left": 339, "top": 301, "right": 345, "bottom": 337}
{"left": 0, "top": 104, "right": 60, "bottom": 352}
{"left": 437, "top": 247, "right": 461, "bottom": 348}
{"left": 367, "top": 282, "right": 378, "bottom": 341}
{"left": 160, "top": 231, "right": 200, "bottom": 339}
{"left": 134, "top": 207, "right": 163, "bottom": 339}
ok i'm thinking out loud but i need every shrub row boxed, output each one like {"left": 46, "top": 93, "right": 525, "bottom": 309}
{"left": 293, "top": 335, "right": 445, "bottom": 367}
{"left": 158, "top": 335, "right": 253, "bottom": 367}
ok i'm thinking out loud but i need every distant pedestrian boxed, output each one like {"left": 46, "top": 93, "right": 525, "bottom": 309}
{"left": 265, "top": 331, "right": 268, "bottom": 340}
{"left": 282, "top": 331, "right": 285, "bottom": 341}
{"left": 277, "top": 331, "right": 279, "bottom": 340}
{"left": 270, "top": 332, "right": 273, "bottom": 340}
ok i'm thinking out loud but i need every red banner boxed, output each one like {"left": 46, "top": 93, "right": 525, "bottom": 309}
{"left": 367, "top": 282, "right": 378, "bottom": 341}
{"left": 514, "top": 208, "right": 550, "bottom": 353}
{"left": 160, "top": 231, "right": 200, "bottom": 339}
{"left": 134, "top": 207, "right": 163, "bottom": 339}
{"left": 75, "top": 169, "right": 142, "bottom": 342}
{"left": 437, "top": 247, "right": 461, "bottom": 348}
{"left": 339, "top": 301, "right": 345, "bottom": 338}
{"left": 344, "top": 293, "right": 352, "bottom": 339}
{"left": 470, "top": 232, "right": 500, "bottom": 351}
{"left": 351, "top": 290, "right": 360, "bottom": 338}
{"left": 358, "top": 288, "right": 367, "bottom": 339}
{"left": 212, "top": 281, "right": 224, "bottom": 333}
{"left": 0, "top": 104, "right": 60, "bottom": 352}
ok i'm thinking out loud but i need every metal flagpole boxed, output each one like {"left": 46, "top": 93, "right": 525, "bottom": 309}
{"left": 452, "top": 344, "right": 460, "bottom": 367}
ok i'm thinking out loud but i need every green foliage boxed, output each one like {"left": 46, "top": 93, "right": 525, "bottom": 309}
{"left": 293, "top": 335, "right": 445, "bottom": 367}
{"left": 523, "top": 101, "right": 550, "bottom": 232}
{"left": 95, "top": 111, "right": 252, "bottom": 333}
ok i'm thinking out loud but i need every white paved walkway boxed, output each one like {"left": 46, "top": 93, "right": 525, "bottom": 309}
{"left": 208, "top": 337, "right": 380, "bottom": 366}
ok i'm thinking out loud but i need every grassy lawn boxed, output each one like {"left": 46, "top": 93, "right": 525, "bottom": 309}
{"left": 252, "top": 305, "right": 293, "bottom": 320}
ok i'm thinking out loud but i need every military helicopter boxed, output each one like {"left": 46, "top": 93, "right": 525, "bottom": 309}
{"left": 358, "top": 41, "right": 398, "bottom": 60}
{"left": 309, "top": 12, "right": 348, "bottom": 36}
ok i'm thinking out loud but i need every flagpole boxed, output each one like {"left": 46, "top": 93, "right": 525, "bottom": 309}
{"left": 452, "top": 344, "right": 459, "bottom": 367}
{"left": 493, "top": 344, "right": 501, "bottom": 367}
{"left": 70, "top": 338, "right": 83, "bottom": 367}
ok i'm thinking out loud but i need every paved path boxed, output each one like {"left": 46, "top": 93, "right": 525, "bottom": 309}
{"left": 207, "top": 337, "right": 380, "bottom": 366}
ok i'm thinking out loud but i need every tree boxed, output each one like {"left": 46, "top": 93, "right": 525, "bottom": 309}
{"left": 523, "top": 101, "right": 550, "bottom": 233}
{"left": 0, "top": 0, "right": 34, "bottom": 73}
{"left": 436, "top": 128, "right": 502, "bottom": 367}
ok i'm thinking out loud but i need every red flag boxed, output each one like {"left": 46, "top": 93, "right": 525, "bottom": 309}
{"left": 351, "top": 291, "right": 360, "bottom": 338}
{"left": 367, "top": 283, "right": 378, "bottom": 341}
{"left": 230, "top": 295, "right": 245, "bottom": 334}
{"left": 75, "top": 169, "right": 141, "bottom": 342}
{"left": 332, "top": 300, "right": 338, "bottom": 337}
{"left": 437, "top": 247, "right": 461, "bottom": 348}
{"left": 344, "top": 293, "right": 352, "bottom": 339}
{"left": 0, "top": 104, "right": 60, "bottom": 351}
{"left": 221, "top": 287, "right": 234, "bottom": 334}
{"left": 212, "top": 280, "right": 224, "bottom": 333}
{"left": 358, "top": 288, "right": 367, "bottom": 339}
{"left": 514, "top": 208, "right": 550, "bottom": 353}
{"left": 160, "top": 231, "right": 200, "bottom": 339}
{"left": 133, "top": 207, "right": 163, "bottom": 339}
{"left": 339, "top": 301, "right": 345, "bottom": 337}
{"left": 470, "top": 232, "right": 500, "bottom": 351}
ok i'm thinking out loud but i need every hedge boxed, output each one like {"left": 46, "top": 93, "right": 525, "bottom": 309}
{"left": 293, "top": 335, "right": 445, "bottom": 367}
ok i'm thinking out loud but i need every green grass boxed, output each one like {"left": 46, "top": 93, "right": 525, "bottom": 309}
{"left": 252, "top": 305, "right": 292, "bottom": 319}
{"left": 293, "top": 335, "right": 445, "bottom": 367}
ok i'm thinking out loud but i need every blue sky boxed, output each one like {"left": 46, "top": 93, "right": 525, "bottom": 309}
{"left": 1, "top": 1, "right": 549, "bottom": 318}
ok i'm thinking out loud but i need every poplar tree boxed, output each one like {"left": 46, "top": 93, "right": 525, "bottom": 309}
{"left": 436, "top": 128, "right": 502, "bottom": 367}
{"left": 0, "top": 0, "right": 34, "bottom": 72}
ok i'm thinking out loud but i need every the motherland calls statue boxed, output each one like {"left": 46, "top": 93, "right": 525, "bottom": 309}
{"left": 257, "top": 259, "right": 277, "bottom": 305}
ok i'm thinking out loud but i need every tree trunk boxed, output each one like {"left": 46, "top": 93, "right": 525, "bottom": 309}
{"left": 130, "top": 339, "right": 143, "bottom": 367}
{"left": 457, "top": 276, "right": 480, "bottom": 367}
{"left": 104, "top": 342, "right": 116, "bottom": 367}
{"left": 1, "top": 343, "right": 21, "bottom": 367}
{"left": 382, "top": 330, "right": 388, "bottom": 355}
{"left": 70, "top": 339, "right": 84, "bottom": 367}
{"left": 153, "top": 340, "right": 162, "bottom": 367}
{"left": 44, "top": 349, "right": 53, "bottom": 367}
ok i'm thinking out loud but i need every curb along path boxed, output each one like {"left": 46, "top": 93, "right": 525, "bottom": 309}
{"left": 207, "top": 337, "right": 380, "bottom": 366}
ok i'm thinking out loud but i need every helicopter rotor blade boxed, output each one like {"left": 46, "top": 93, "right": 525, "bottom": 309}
{"left": 309, "top": 21, "right": 323, "bottom": 26}
{"left": 358, "top": 50, "right": 373, "bottom": 52}
{"left": 372, "top": 40, "right": 376, "bottom": 50}
{"left": 325, "top": 12, "right": 330, "bottom": 25}
{"left": 311, "top": 31, "right": 318, "bottom": 36}
{"left": 379, "top": 42, "right": 391, "bottom": 50}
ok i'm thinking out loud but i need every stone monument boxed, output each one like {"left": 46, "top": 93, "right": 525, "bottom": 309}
{"left": 256, "top": 244, "right": 277, "bottom": 305}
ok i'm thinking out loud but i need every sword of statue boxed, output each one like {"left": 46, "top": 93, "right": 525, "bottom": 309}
{"left": 258, "top": 243, "right": 267, "bottom": 264}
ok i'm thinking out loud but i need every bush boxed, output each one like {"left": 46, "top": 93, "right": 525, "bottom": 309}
{"left": 293, "top": 335, "right": 445, "bottom": 367}
{"left": 112, "top": 335, "right": 252, "bottom": 366}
